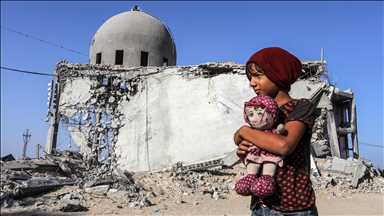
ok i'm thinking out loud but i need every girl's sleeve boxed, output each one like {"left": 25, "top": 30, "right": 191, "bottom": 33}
{"left": 286, "top": 99, "right": 315, "bottom": 130}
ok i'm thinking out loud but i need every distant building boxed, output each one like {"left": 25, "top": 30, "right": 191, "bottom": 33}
{"left": 89, "top": 5, "right": 177, "bottom": 67}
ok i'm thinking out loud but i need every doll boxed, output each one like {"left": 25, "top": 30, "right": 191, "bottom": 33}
{"left": 234, "top": 95, "right": 284, "bottom": 197}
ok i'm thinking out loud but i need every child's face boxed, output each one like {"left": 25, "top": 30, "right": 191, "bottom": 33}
{"left": 248, "top": 64, "right": 279, "bottom": 98}
{"left": 245, "top": 106, "right": 274, "bottom": 130}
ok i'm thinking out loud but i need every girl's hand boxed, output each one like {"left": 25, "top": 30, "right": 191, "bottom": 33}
{"left": 234, "top": 125, "right": 250, "bottom": 145}
{"left": 236, "top": 140, "right": 253, "bottom": 160}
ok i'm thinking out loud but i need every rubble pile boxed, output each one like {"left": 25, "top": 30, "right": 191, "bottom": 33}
{"left": 1, "top": 151, "right": 383, "bottom": 213}
{"left": 311, "top": 157, "right": 384, "bottom": 197}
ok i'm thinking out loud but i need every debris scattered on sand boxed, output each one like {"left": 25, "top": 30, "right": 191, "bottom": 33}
{"left": 1, "top": 151, "right": 383, "bottom": 213}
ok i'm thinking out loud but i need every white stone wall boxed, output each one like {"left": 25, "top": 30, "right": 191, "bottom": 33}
{"left": 57, "top": 64, "right": 254, "bottom": 172}
{"left": 114, "top": 69, "right": 254, "bottom": 171}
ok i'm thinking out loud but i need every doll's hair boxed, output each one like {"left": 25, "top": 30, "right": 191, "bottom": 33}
{"left": 244, "top": 95, "right": 279, "bottom": 126}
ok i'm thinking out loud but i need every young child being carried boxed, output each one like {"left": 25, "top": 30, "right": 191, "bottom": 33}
{"left": 234, "top": 95, "right": 284, "bottom": 197}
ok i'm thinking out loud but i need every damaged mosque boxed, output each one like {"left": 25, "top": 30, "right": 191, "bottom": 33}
{"left": 2, "top": 6, "right": 383, "bottom": 214}
{"left": 43, "top": 5, "right": 360, "bottom": 174}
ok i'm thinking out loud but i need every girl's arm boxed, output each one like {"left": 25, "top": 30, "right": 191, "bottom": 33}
{"left": 234, "top": 120, "right": 306, "bottom": 157}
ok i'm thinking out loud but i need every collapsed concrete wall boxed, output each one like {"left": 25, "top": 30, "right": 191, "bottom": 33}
{"left": 50, "top": 62, "right": 255, "bottom": 172}
{"left": 46, "top": 60, "right": 359, "bottom": 173}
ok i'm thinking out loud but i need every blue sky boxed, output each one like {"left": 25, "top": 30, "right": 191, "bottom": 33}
{"left": 1, "top": 1, "right": 383, "bottom": 168}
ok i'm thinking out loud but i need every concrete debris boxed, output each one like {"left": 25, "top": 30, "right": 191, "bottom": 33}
{"left": 107, "top": 189, "right": 130, "bottom": 203}
{"left": 84, "top": 185, "right": 110, "bottom": 195}
{"left": 60, "top": 203, "right": 89, "bottom": 212}
{"left": 1, "top": 154, "right": 15, "bottom": 162}
{"left": 11, "top": 177, "right": 77, "bottom": 198}
{"left": 1, "top": 150, "right": 383, "bottom": 213}
{"left": 1, "top": 161, "right": 38, "bottom": 170}
{"left": 312, "top": 157, "right": 384, "bottom": 194}
{"left": 221, "top": 149, "right": 241, "bottom": 167}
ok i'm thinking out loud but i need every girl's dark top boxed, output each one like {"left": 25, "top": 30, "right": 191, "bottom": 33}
{"left": 250, "top": 98, "right": 316, "bottom": 212}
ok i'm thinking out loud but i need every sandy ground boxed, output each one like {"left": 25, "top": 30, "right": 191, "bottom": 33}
{"left": 1, "top": 186, "right": 383, "bottom": 216}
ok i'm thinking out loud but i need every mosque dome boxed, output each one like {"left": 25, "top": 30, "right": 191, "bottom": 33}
{"left": 89, "top": 5, "right": 177, "bottom": 67}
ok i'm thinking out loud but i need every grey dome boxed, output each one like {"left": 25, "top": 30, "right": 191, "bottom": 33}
{"left": 89, "top": 7, "right": 176, "bottom": 66}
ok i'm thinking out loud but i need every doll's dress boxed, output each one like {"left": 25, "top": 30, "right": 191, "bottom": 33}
{"left": 234, "top": 145, "right": 283, "bottom": 197}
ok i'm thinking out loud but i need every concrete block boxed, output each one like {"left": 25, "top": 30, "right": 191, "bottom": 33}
{"left": 1, "top": 162, "right": 38, "bottom": 170}
{"left": 351, "top": 156, "right": 366, "bottom": 188}
{"left": 59, "top": 162, "right": 71, "bottom": 173}
{"left": 221, "top": 149, "right": 240, "bottom": 167}
{"left": 13, "top": 177, "right": 76, "bottom": 198}
{"left": 59, "top": 198, "right": 80, "bottom": 207}
{"left": 107, "top": 190, "right": 129, "bottom": 202}
{"left": 84, "top": 185, "right": 109, "bottom": 195}
{"left": 331, "top": 157, "right": 347, "bottom": 172}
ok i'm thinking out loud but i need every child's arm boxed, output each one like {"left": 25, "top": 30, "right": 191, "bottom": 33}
{"left": 235, "top": 120, "right": 306, "bottom": 156}
{"left": 234, "top": 125, "right": 248, "bottom": 145}
{"left": 234, "top": 127, "right": 254, "bottom": 160}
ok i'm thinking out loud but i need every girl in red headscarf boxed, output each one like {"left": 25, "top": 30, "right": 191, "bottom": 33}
{"left": 234, "top": 47, "right": 318, "bottom": 215}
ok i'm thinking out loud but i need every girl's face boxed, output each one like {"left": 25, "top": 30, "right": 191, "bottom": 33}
{"left": 247, "top": 64, "right": 279, "bottom": 98}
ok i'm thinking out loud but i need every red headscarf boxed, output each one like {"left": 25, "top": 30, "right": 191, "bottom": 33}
{"left": 246, "top": 47, "right": 302, "bottom": 92}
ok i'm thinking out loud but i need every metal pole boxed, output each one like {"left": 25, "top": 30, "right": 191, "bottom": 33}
{"left": 22, "top": 129, "right": 32, "bottom": 159}
{"left": 36, "top": 144, "right": 39, "bottom": 158}
{"left": 45, "top": 81, "right": 60, "bottom": 155}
